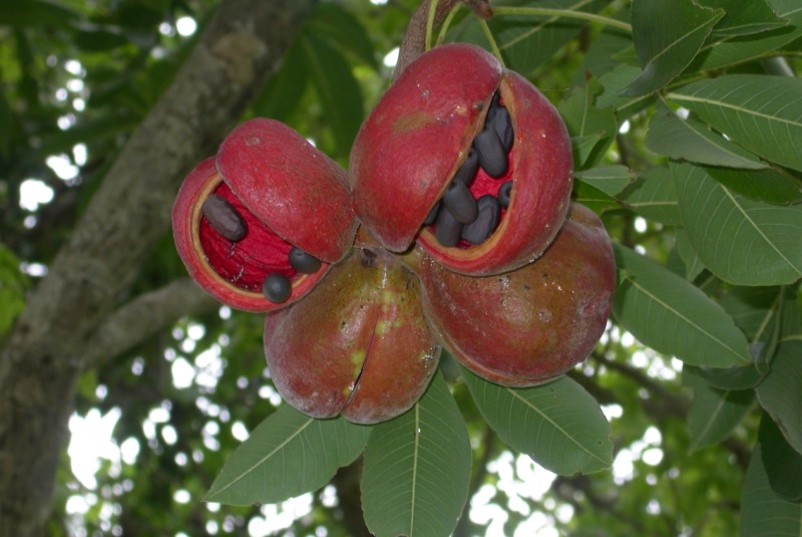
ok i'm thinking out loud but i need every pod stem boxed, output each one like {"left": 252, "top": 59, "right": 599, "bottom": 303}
{"left": 396, "top": 0, "right": 493, "bottom": 77}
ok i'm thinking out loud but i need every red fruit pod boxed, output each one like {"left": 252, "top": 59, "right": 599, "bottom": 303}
{"left": 350, "top": 43, "right": 573, "bottom": 276}
{"left": 172, "top": 120, "right": 357, "bottom": 312}
{"left": 263, "top": 249, "right": 441, "bottom": 425}
{"left": 416, "top": 203, "right": 615, "bottom": 386}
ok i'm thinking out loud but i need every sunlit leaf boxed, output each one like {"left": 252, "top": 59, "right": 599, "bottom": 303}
{"left": 667, "top": 75, "right": 802, "bottom": 172}
{"left": 613, "top": 244, "right": 751, "bottom": 368}
{"left": 462, "top": 369, "right": 612, "bottom": 475}
{"left": 684, "top": 366, "right": 755, "bottom": 452}
{"left": 361, "top": 372, "right": 471, "bottom": 537}
{"left": 622, "top": 0, "right": 723, "bottom": 96}
{"left": 672, "top": 163, "right": 802, "bottom": 286}
{"left": 205, "top": 405, "right": 370, "bottom": 505}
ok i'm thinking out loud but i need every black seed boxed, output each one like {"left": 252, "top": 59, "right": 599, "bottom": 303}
{"left": 434, "top": 208, "right": 463, "bottom": 247}
{"left": 201, "top": 195, "right": 247, "bottom": 242}
{"left": 442, "top": 181, "right": 479, "bottom": 224}
{"left": 473, "top": 129, "right": 508, "bottom": 178}
{"left": 489, "top": 106, "right": 514, "bottom": 152}
{"left": 288, "top": 247, "right": 321, "bottom": 274}
{"left": 262, "top": 274, "right": 292, "bottom": 303}
{"left": 452, "top": 150, "right": 479, "bottom": 187}
{"left": 423, "top": 200, "right": 441, "bottom": 226}
{"left": 498, "top": 181, "right": 512, "bottom": 208}
{"left": 462, "top": 195, "right": 501, "bottom": 245}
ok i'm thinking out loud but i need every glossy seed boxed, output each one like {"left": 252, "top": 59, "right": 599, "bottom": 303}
{"left": 473, "top": 129, "right": 508, "bottom": 178}
{"left": 434, "top": 207, "right": 464, "bottom": 247}
{"left": 452, "top": 150, "right": 479, "bottom": 187}
{"left": 423, "top": 200, "right": 441, "bottom": 226}
{"left": 442, "top": 181, "right": 478, "bottom": 224}
{"left": 489, "top": 106, "right": 514, "bottom": 152}
{"left": 262, "top": 273, "right": 292, "bottom": 303}
{"left": 498, "top": 181, "right": 512, "bottom": 208}
{"left": 288, "top": 247, "right": 322, "bottom": 274}
{"left": 201, "top": 195, "right": 246, "bottom": 242}
{"left": 462, "top": 195, "right": 501, "bottom": 245}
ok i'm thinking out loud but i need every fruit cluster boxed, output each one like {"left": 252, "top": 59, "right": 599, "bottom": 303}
{"left": 172, "top": 44, "right": 616, "bottom": 424}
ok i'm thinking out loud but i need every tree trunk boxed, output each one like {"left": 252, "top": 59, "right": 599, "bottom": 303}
{"left": 0, "top": 1, "right": 313, "bottom": 534}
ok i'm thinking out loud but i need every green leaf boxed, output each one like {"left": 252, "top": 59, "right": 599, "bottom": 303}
{"left": 447, "top": 0, "right": 608, "bottom": 77}
{"left": 646, "top": 106, "right": 767, "bottom": 169}
{"left": 299, "top": 31, "right": 363, "bottom": 158}
{"left": 667, "top": 75, "right": 802, "bottom": 172}
{"left": 694, "top": 365, "right": 766, "bottom": 391}
{"left": 573, "top": 180, "right": 622, "bottom": 215}
{"left": 462, "top": 370, "right": 612, "bottom": 475}
{"left": 0, "top": 244, "right": 28, "bottom": 337}
{"left": 205, "top": 405, "right": 370, "bottom": 505}
{"left": 674, "top": 230, "right": 706, "bottom": 282}
{"left": 622, "top": 0, "right": 724, "bottom": 96}
{"left": 307, "top": 3, "right": 378, "bottom": 70}
{"left": 613, "top": 244, "right": 752, "bottom": 368}
{"left": 721, "top": 286, "right": 785, "bottom": 342}
{"left": 740, "top": 443, "right": 802, "bottom": 537}
{"left": 619, "top": 167, "right": 681, "bottom": 225}
{"left": 597, "top": 64, "right": 655, "bottom": 116}
{"left": 361, "top": 372, "right": 471, "bottom": 537}
{"left": 684, "top": 366, "right": 755, "bottom": 452}
{"left": 759, "top": 414, "right": 802, "bottom": 501}
{"left": 692, "top": 0, "right": 802, "bottom": 72}
{"left": 574, "top": 165, "right": 636, "bottom": 197}
{"left": 0, "top": 0, "right": 79, "bottom": 27}
{"left": 705, "top": 166, "right": 802, "bottom": 206}
{"left": 672, "top": 163, "right": 802, "bottom": 286}
{"left": 559, "top": 80, "right": 618, "bottom": 169}
{"left": 755, "top": 342, "right": 802, "bottom": 454}
{"left": 696, "top": 0, "right": 788, "bottom": 36}
{"left": 251, "top": 41, "right": 309, "bottom": 122}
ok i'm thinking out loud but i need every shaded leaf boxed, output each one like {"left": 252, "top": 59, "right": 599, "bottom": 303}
{"left": 0, "top": 244, "right": 29, "bottom": 338}
{"left": 447, "top": 0, "right": 608, "bottom": 77}
{"left": 705, "top": 166, "right": 802, "bottom": 206}
{"left": 755, "top": 342, "right": 802, "bottom": 454}
{"left": 574, "top": 165, "right": 636, "bottom": 198}
{"left": 622, "top": 0, "right": 723, "bottom": 96}
{"left": 205, "top": 405, "right": 370, "bottom": 505}
{"left": 597, "top": 64, "right": 655, "bottom": 116}
{"left": 740, "top": 443, "right": 802, "bottom": 537}
{"left": 613, "top": 244, "right": 751, "bottom": 368}
{"left": 684, "top": 366, "right": 755, "bottom": 452}
{"left": 672, "top": 163, "right": 802, "bottom": 286}
{"left": 300, "top": 32, "right": 363, "bottom": 158}
{"left": 759, "top": 414, "right": 802, "bottom": 501}
{"left": 307, "top": 3, "right": 378, "bottom": 70}
{"left": 697, "top": 0, "right": 787, "bottom": 36}
{"left": 361, "top": 372, "right": 471, "bottom": 537}
{"left": 619, "top": 167, "right": 681, "bottom": 225}
{"left": 0, "top": 0, "right": 79, "bottom": 27}
{"left": 462, "top": 370, "right": 612, "bottom": 475}
{"left": 692, "top": 0, "right": 802, "bottom": 71}
{"left": 646, "top": 106, "right": 767, "bottom": 169}
{"left": 251, "top": 41, "right": 309, "bottom": 122}
{"left": 574, "top": 180, "right": 622, "bottom": 215}
{"left": 694, "top": 365, "right": 766, "bottom": 391}
{"left": 667, "top": 75, "right": 802, "bottom": 172}
{"left": 674, "top": 230, "right": 706, "bottom": 282}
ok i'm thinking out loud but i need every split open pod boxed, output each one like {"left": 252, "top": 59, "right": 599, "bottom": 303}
{"left": 415, "top": 204, "right": 615, "bottom": 386}
{"left": 263, "top": 249, "right": 441, "bottom": 424}
{"left": 350, "top": 43, "right": 573, "bottom": 276}
{"left": 172, "top": 119, "right": 357, "bottom": 312}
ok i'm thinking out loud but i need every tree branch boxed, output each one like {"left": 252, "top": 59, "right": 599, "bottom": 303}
{"left": 0, "top": 1, "right": 314, "bottom": 534}
{"left": 82, "top": 279, "right": 218, "bottom": 371}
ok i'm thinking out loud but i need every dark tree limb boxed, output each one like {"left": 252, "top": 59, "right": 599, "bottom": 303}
{"left": 0, "top": 1, "right": 314, "bottom": 534}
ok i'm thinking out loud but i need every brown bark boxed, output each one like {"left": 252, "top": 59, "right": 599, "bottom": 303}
{"left": 0, "top": 1, "right": 314, "bottom": 534}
